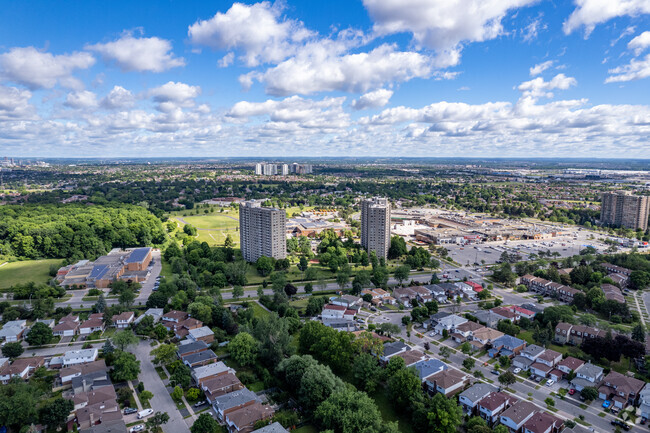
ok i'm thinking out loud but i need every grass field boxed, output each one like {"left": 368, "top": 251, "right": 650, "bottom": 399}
{"left": 180, "top": 214, "right": 239, "bottom": 230}
{"left": 0, "top": 259, "right": 62, "bottom": 290}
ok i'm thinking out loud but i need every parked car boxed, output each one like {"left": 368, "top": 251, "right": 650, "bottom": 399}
{"left": 491, "top": 370, "right": 499, "bottom": 375}
{"left": 130, "top": 426, "right": 144, "bottom": 433}
{"left": 138, "top": 409, "right": 154, "bottom": 419}
{"left": 124, "top": 407, "right": 138, "bottom": 415}
{"left": 568, "top": 389, "right": 575, "bottom": 395}
{"left": 602, "top": 400, "right": 611, "bottom": 409}
{"left": 513, "top": 368, "right": 521, "bottom": 374}
{"left": 611, "top": 420, "right": 630, "bottom": 431}
{"left": 193, "top": 401, "right": 206, "bottom": 408}
{"left": 546, "top": 380, "right": 555, "bottom": 387}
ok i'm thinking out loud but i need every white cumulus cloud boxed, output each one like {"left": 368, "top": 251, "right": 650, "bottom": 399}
{"left": 563, "top": 0, "right": 650, "bottom": 37}
{"left": 0, "top": 85, "right": 35, "bottom": 120}
{"left": 149, "top": 81, "right": 201, "bottom": 112}
{"left": 64, "top": 90, "right": 98, "bottom": 109}
{"left": 628, "top": 31, "right": 650, "bottom": 55}
{"left": 530, "top": 60, "right": 555, "bottom": 76}
{"left": 518, "top": 73, "right": 577, "bottom": 98}
{"left": 351, "top": 89, "right": 394, "bottom": 110}
{"left": 101, "top": 85, "right": 135, "bottom": 109}
{"left": 86, "top": 33, "right": 184, "bottom": 72}
{"left": 0, "top": 47, "right": 95, "bottom": 89}
{"left": 606, "top": 54, "right": 650, "bottom": 82}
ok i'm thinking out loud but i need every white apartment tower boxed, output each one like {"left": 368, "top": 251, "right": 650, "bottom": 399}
{"left": 255, "top": 163, "right": 263, "bottom": 175}
{"left": 361, "top": 197, "right": 391, "bottom": 259}
{"left": 239, "top": 201, "right": 287, "bottom": 263}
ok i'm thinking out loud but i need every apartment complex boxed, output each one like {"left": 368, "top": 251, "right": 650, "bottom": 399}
{"left": 254, "top": 162, "right": 313, "bottom": 176}
{"left": 600, "top": 191, "right": 650, "bottom": 230}
{"left": 361, "top": 197, "right": 391, "bottom": 259}
{"left": 239, "top": 201, "right": 287, "bottom": 263}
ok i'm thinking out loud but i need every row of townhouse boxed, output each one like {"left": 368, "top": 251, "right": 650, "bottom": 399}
{"left": 52, "top": 312, "right": 136, "bottom": 337}
{"left": 426, "top": 312, "right": 508, "bottom": 353}
{"left": 511, "top": 344, "right": 563, "bottom": 378}
{"left": 179, "top": 344, "right": 281, "bottom": 433}
{"left": 553, "top": 322, "right": 608, "bottom": 346}
{"left": 161, "top": 310, "right": 215, "bottom": 343}
{"left": 459, "top": 382, "right": 565, "bottom": 433}
{"left": 360, "top": 288, "right": 395, "bottom": 306}
{"left": 390, "top": 281, "right": 486, "bottom": 308}
{"left": 519, "top": 275, "right": 580, "bottom": 303}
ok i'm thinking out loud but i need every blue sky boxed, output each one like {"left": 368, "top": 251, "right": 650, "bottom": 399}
{"left": 0, "top": 0, "right": 649, "bottom": 158}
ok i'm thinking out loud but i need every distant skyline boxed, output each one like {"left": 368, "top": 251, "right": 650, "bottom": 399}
{"left": 0, "top": 0, "right": 649, "bottom": 158}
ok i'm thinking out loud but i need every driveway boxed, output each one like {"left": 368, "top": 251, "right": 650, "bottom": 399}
{"left": 132, "top": 340, "right": 191, "bottom": 433}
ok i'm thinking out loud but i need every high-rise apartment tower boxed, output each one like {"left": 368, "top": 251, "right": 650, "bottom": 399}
{"left": 239, "top": 201, "right": 287, "bottom": 262}
{"left": 600, "top": 191, "right": 650, "bottom": 231}
{"left": 361, "top": 197, "right": 391, "bottom": 259}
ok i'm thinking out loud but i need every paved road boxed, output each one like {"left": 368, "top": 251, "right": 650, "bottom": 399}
{"left": 133, "top": 340, "right": 191, "bottom": 433}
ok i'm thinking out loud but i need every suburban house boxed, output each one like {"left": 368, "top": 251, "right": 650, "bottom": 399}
{"left": 380, "top": 341, "right": 410, "bottom": 363}
{"left": 182, "top": 349, "right": 218, "bottom": 368}
{"left": 451, "top": 321, "right": 484, "bottom": 343}
{"left": 536, "top": 350, "right": 562, "bottom": 369}
{"left": 554, "top": 322, "right": 606, "bottom": 346}
{"left": 459, "top": 383, "right": 496, "bottom": 415}
{"left": 192, "top": 362, "right": 235, "bottom": 385}
{"left": 570, "top": 363, "right": 604, "bottom": 392}
{"left": 432, "top": 314, "right": 468, "bottom": 335}
{"left": 522, "top": 411, "right": 563, "bottom": 433}
{"left": 225, "top": 402, "right": 275, "bottom": 433}
{"left": 188, "top": 326, "right": 215, "bottom": 344}
{"left": 639, "top": 383, "right": 650, "bottom": 419}
{"left": 424, "top": 369, "right": 469, "bottom": 397}
{"left": 174, "top": 317, "right": 203, "bottom": 340}
{"left": 513, "top": 344, "right": 545, "bottom": 371}
{"left": 423, "top": 311, "right": 452, "bottom": 330}
{"left": 472, "top": 310, "right": 502, "bottom": 328}
{"left": 79, "top": 313, "right": 105, "bottom": 335}
{"left": 212, "top": 388, "right": 260, "bottom": 421}
{"left": 0, "top": 357, "right": 45, "bottom": 384}
{"left": 53, "top": 314, "right": 80, "bottom": 337}
{"left": 470, "top": 327, "right": 504, "bottom": 347}
{"left": 598, "top": 370, "right": 645, "bottom": 409}
{"left": 135, "top": 308, "right": 164, "bottom": 324}
{"left": 600, "top": 263, "right": 632, "bottom": 277}
{"left": 177, "top": 340, "right": 209, "bottom": 358}
{"left": 608, "top": 273, "right": 628, "bottom": 288}
{"left": 554, "top": 357, "right": 584, "bottom": 381}
{"left": 361, "top": 288, "right": 394, "bottom": 306}
{"left": 321, "top": 304, "right": 355, "bottom": 322}
{"left": 601, "top": 284, "right": 625, "bottom": 304}
{"left": 519, "top": 275, "right": 579, "bottom": 302}
{"left": 413, "top": 359, "right": 447, "bottom": 382}
{"left": 111, "top": 312, "right": 135, "bottom": 328}
{"left": 410, "top": 286, "right": 434, "bottom": 303}
{"left": 499, "top": 400, "right": 538, "bottom": 433}
{"left": 554, "top": 323, "right": 573, "bottom": 345}
{"left": 202, "top": 373, "right": 244, "bottom": 403}
{"left": 424, "top": 284, "right": 448, "bottom": 303}
{"left": 392, "top": 287, "right": 418, "bottom": 306}
{"left": 489, "top": 335, "right": 526, "bottom": 358}
{"left": 477, "top": 392, "right": 514, "bottom": 425}
{"left": 62, "top": 348, "right": 99, "bottom": 367}
{"left": 253, "top": 423, "right": 289, "bottom": 433}
{"left": 505, "top": 305, "right": 537, "bottom": 320}
{"left": 161, "top": 310, "right": 189, "bottom": 330}
{"left": 0, "top": 320, "right": 28, "bottom": 343}
{"left": 393, "top": 350, "right": 427, "bottom": 367}
{"left": 330, "top": 295, "right": 362, "bottom": 308}
{"left": 59, "top": 360, "right": 107, "bottom": 385}
{"left": 490, "top": 307, "right": 518, "bottom": 323}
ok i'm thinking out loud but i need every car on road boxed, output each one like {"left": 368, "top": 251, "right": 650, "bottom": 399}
{"left": 491, "top": 370, "right": 499, "bottom": 375}
{"left": 124, "top": 407, "right": 137, "bottom": 415}
{"left": 602, "top": 400, "right": 611, "bottom": 409}
{"left": 193, "top": 401, "right": 207, "bottom": 407}
{"left": 513, "top": 368, "right": 521, "bottom": 374}
{"left": 138, "top": 409, "right": 154, "bottom": 419}
{"left": 611, "top": 420, "right": 630, "bottom": 431}
{"left": 546, "top": 380, "right": 555, "bottom": 387}
{"left": 130, "top": 426, "right": 144, "bottom": 433}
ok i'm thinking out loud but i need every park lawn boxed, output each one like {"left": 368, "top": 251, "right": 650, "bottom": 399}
{"left": 0, "top": 258, "right": 62, "bottom": 290}
{"left": 248, "top": 302, "right": 271, "bottom": 319}
{"left": 181, "top": 214, "right": 239, "bottom": 230}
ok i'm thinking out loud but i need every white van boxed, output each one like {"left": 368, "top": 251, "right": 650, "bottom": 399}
{"left": 138, "top": 409, "right": 154, "bottom": 419}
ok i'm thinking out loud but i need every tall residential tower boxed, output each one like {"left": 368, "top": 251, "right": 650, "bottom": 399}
{"left": 361, "top": 197, "right": 391, "bottom": 259}
{"left": 239, "top": 201, "right": 287, "bottom": 262}
{"left": 600, "top": 191, "right": 650, "bottom": 231}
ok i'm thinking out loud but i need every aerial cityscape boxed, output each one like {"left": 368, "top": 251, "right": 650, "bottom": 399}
{"left": 1, "top": 1, "right": 650, "bottom": 433}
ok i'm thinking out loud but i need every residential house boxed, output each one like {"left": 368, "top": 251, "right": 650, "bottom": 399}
{"left": 455, "top": 282, "right": 478, "bottom": 300}
{"left": 567, "top": 324, "right": 606, "bottom": 346}
{"left": 225, "top": 402, "right": 275, "bottom": 433}
{"left": 380, "top": 341, "right": 410, "bottom": 363}
{"left": 212, "top": 388, "right": 259, "bottom": 421}
{"left": 473, "top": 310, "right": 502, "bottom": 328}
{"left": 134, "top": 308, "right": 164, "bottom": 324}
{"left": 438, "top": 282, "right": 463, "bottom": 299}
{"left": 506, "top": 305, "right": 537, "bottom": 320}
{"left": 393, "top": 350, "right": 427, "bottom": 367}
{"left": 188, "top": 326, "right": 215, "bottom": 344}
{"left": 161, "top": 310, "right": 189, "bottom": 330}
{"left": 570, "top": 363, "right": 604, "bottom": 392}
{"left": 79, "top": 313, "right": 105, "bottom": 335}
{"left": 451, "top": 321, "right": 484, "bottom": 343}
{"left": 182, "top": 350, "right": 218, "bottom": 368}
{"left": 62, "top": 349, "right": 99, "bottom": 367}
{"left": 423, "top": 311, "right": 452, "bottom": 330}
{"left": 35, "top": 318, "right": 55, "bottom": 328}
{"left": 491, "top": 307, "right": 518, "bottom": 323}
{"left": 410, "top": 286, "right": 433, "bottom": 303}
{"left": 459, "top": 383, "right": 496, "bottom": 415}
{"left": 522, "top": 412, "right": 563, "bottom": 433}
{"left": 392, "top": 287, "right": 418, "bottom": 306}
{"left": 0, "top": 320, "right": 27, "bottom": 342}
{"left": 536, "top": 350, "right": 562, "bottom": 369}
{"left": 639, "top": 383, "right": 650, "bottom": 419}
{"left": 477, "top": 392, "right": 514, "bottom": 425}
{"left": 174, "top": 317, "right": 203, "bottom": 339}
{"left": 555, "top": 357, "right": 584, "bottom": 380}
{"left": 489, "top": 335, "right": 526, "bottom": 358}
{"left": 600, "top": 263, "right": 632, "bottom": 277}
{"left": 192, "top": 361, "right": 235, "bottom": 385}
{"left": 424, "top": 369, "right": 469, "bottom": 397}
{"left": 361, "top": 288, "right": 394, "bottom": 306}
{"left": 202, "top": 373, "right": 244, "bottom": 403}
{"left": 111, "top": 312, "right": 134, "bottom": 328}
{"left": 554, "top": 323, "right": 573, "bottom": 345}
{"left": 433, "top": 314, "right": 468, "bottom": 336}
{"left": 59, "top": 360, "right": 107, "bottom": 384}
{"left": 0, "top": 357, "right": 45, "bottom": 384}
{"left": 177, "top": 340, "right": 209, "bottom": 358}
{"left": 602, "top": 284, "right": 625, "bottom": 304}
{"left": 71, "top": 385, "right": 122, "bottom": 430}
{"left": 519, "top": 275, "right": 579, "bottom": 303}
{"left": 322, "top": 304, "right": 347, "bottom": 320}
{"left": 253, "top": 422, "right": 289, "bottom": 433}
{"left": 330, "top": 295, "right": 362, "bottom": 308}
{"left": 513, "top": 344, "right": 545, "bottom": 371}
{"left": 608, "top": 273, "right": 628, "bottom": 288}
{"left": 424, "top": 284, "right": 448, "bottom": 303}
{"left": 53, "top": 314, "right": 80, "bottom": 337}
{"left": 499, "top": 400, "right": 538, "bottom": 433}
{"left": 598, "top": 370, "right": 645, "bottom": 409}
{"left": 466, "top": 281, "right": 484, "bottom": 293}
{"left": 413, "top": 359, "right": 447, "bottom": 382}
{"left": 470, "top": 327, "right": 504, "bottom": 347}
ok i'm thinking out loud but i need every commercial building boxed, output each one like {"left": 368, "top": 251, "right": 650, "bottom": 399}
{"left": 600, "top": 191, "right": 650, "bottom": 230}
{"left": 361, "top": 197, "right": 391, "bottom": 259}
{"left": 239, "top": 201, "right": 287, "bottom": 263}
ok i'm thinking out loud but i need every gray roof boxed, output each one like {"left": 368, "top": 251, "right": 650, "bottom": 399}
{"left": 189, "top": 326, "right": 214, "bottom": 339}
{"left": 212, "top": 388, "right": 259, "bottom": 412}
{"left": 182, "top": 350, "right": 217, "bottom": 365}
{"left": 428, "top": 311, "right": 452, "bottom": 323}
{"left": 575, "top": 362, "right": 604, "bottom": 378}
{"left": 500, "top": 400, "right": 537, "bottom": 424}
{"left": 383, "top": 341, "right": 410, "bottom": 357}
{"left": 512, "top": 355, "right": 534, "bottom": 368}
{"left": 192, "top": 361, "right": 231, "bottom": 379}
{"left": 459, "top": 383, "right": 496, "bottom": 403}
{"left": 79, "top": 420, "right": 127, "bottom": 433}
{"left": 177, "top": 340, "right": 209, "bottom": 356}
{"left": 253, "top": 422, "right": 289, "bottom": 433}
{"left": 571, "top": 377, "right": 596, "bottom": 389}
{"left": 521, "top": 344, "right": 545, "bottom": 358}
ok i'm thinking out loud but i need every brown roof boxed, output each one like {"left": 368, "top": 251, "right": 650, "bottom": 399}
{"left": 60, "top": 359, "right": 107, "bottom": 379}
{"left": 426, "top": 369, "right": 467, "bottom": 390}
{"left": 80, "top": 317, "right": 104, "bottom": 329}
{"left": 478, "top": 391, "right": 511, "bottom": 411}
{"left": 555, "top": 322, "right": 573, "bottom": 332}
{"left": 491, "top": 307, "right": 517, "bottom": 319}
{"left": 111, "top": 311, "right": 134, "bottom": 322}
{"left": 455, "top": 321, "right": 484, "bottom": 333}
{"left": 59, "top": 314, "right": 79, "bottom": 323}
{"left": 558, "top": 356, "right": 584, "bottom": 371}
{"left": 601, "top": 371, "right": 645, "bottom": 396}
{"left": 162, "top": 310, "right": 188, "bottom": 321}
{"left": 202, "top": 373, "right": 242, "bottom": 394}
{"left": 71, "top": 384, "right": 117, "bottom": 406}
{"left": 53, "top": 321, "right": 79, "bottom": 332}
{"left": 530, "top": 362, "right": 553, "bottom": 373}
{"left": 178, "top": 317, "right": 202, "bottom": 329}
{"left": 537, "top": 349, "right": 561, "bottom": 363}
{"left": 227, "top": 402, "right": 274, "bottom": 428}
{"left": 472, "top": 327, "right": 504, "bottom": 341}
{"left": 393, "top": 350, "right": 426, "bottom": 366}
{"left": 522, "top": 412, "right": 561, "bottom": 433}
{"left": 0, "top": 357, "right": 44, "bottom": 376}
{"left": 500, "top": 400, "right": 536, "bottom": 424}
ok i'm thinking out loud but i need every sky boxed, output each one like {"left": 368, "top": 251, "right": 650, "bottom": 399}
{"left": 0, "top": 0, "right": 649, "bottom": 158}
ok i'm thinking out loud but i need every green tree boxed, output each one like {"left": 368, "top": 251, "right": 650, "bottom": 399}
{"left": 1, "top": 342, "right": 24, "bottom": 358}
{"left": 253, "top": 314, "right": 294, "bottom": 367}
{"left": 498, "top": 355, "right": 511, "bottom": 369}
{"left": 388, "top": 367, "right": 423, "bottom": 409}
{"left": 632, "top": 324, "right": 646, "bottom": 342}
{"left": 153, "top": 324, "right": 168, "bottom": 340}
{"left": 545, "top": 397, "right": 555, "bottom": 407}
{"left": 229, "top": 332, "right": 258, "bottom": 366}
{"left": 423, "top": 392, "right": 464, "bottom": 433}
{"left": 232, "top": 285, "right": 244, "bottom": 300}
{"left": 256, "top": 256, "right": 274, "bottom": 277}
{"left": 111, "top": 351, "right": 140, "bottom": 382}
{"left": 112, "top": 329, "right": 138, "bottom": 351}
{"left": 140, "top": 390, "right": 154, "bottom": 403}
{"left": 351, "top": 353, "right": 381, "bottom": 392}
{"left": 393, "top": 265, "right": 410, "bottom": 286}
{"left": 378, "top": 323, "right": 400, "bottom": 337}
{"left": 498, "top": 371, "right": 516, "bottom": 387}
{"left": 171, "top": 385, "right": 184, "bottom": 402}
{"left": 145, "top": 411, "right": 170, "bottom": 432}
{"left": 38, "top": 397, "right": 73, "bottom": 430}
{"left": 169, "top": 364, "right": 192, "bottom": 389}
{"left": 315, "top": 388, "right": 398, "bottom": 433}
{"left": 463, "top": 357, "right": 476, "bottom": 370}
{"left": 388, "top": 235, "right": 407, "bottom": 259}
{"left": 581, "top": 387, "right": 598, "bottom": 402}
{"left": 119, "top": 288, "right": 135, "bottom": 308}
{"left": 150, "top": 344, "right": 177, "bottom": 365}
{"left": 298, "top": 363, "right": 345, "bottom": 411}
{"left": 25, "top": 321, "right": 53, "bottom": 346}
{"left": 336, "top": 268, "right": 350, "bottom": 291}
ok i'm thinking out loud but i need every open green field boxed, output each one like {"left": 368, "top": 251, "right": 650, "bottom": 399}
{"left": 180, "top": 214, "right": 239, "bottom": 230}
{"left": 0, "top": 259, "right": 62, "bottom": 290}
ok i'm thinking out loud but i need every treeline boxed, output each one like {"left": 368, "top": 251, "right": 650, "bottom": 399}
{"left": 0, "top": 204, "right": 165, "bottom": 260}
